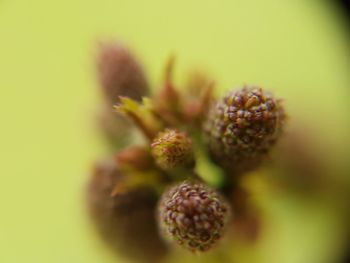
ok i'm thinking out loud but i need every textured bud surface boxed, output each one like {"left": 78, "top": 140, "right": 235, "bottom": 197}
{"left": 97, "top": 41, "right": 149, "bottom": 104}
{"left": 151, "top": 129, "right": 194, "bottom": 170}
{"left": 158, "top": 181, "right": 230, "bottom": 252}
{"left": 205, "top": 85, "right": 285, "bottom": 173}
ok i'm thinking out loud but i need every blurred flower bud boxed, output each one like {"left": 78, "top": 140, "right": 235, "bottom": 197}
{"left": 269, "top": 125, "right": 328, "bottom": 191}
{"left": 96, "top": 106, "right": 130, "bottom": 149}
{"left": 97, "top": 41, "right": 149, "bottom": 104}
{"left": 158, "top": 181, "right": 231, "bottom": 252}
{"left": 204, "top": 85, "right": 285, "bottom": 175}
{"left": 151, "top": 129, "right": 195, "bottom": 170}
{"left": 115, "top": 146, "right": 154, "bottom": 171}
{"left": 87, "top": 159, "right": 168, "bottom": 263}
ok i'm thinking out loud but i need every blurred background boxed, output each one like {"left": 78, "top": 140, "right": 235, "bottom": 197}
{"left": 0, "top": 1, "right": 349, "bottom": 263}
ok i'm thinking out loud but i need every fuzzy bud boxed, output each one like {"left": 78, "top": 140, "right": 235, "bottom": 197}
{"left": 97, "top": 41, "right": 149, "bottom": 104}
{"left": 87, "top": 159, "right": 168, "bottom": 262}
{"left": 158, "top": 181, "right": 231, "bottom": 252}
{"left": 204, "top": 85, "right": 285, "bottom": 174}
{"left": 151, "top": 129, "right": 195, "bottom": 170}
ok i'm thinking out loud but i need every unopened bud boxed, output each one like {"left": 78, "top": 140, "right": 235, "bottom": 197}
{"left": 158, "top": 181, "right": 231, "bottom": 252}
{"left": 205, "top": 85, "right": 285, "bottom": 174}
{"left": 87, "top": 158, "right": 168, "bottom": 262}
{"left": 151, "top": 129, "right": 195, "bottom": 170}
{"left": 97, "top": 41, "right": 149, "bottom": 104}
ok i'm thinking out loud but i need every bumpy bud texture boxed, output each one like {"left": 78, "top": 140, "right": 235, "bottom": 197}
{"left": 97, "top": 41, "right": 149, "bottom": 104}
{"left": 205, "top": 85, "right": 285, "bottom": 174}
{"left": 158, "top": 181, "right": 231, "bottom": 252}
{"left": 87, "top": 159, "right": 168, "bottom": 263}
{"left": 151, "top": 129, "right": 195, "bottom": 170}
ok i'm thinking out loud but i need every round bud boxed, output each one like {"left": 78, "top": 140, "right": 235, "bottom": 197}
{"left": 151, "top": 129, "right": 195, "bottom": 170}
{"left": 158, "top": 181, "right": 231, "bottom": 252}
{"left": 97, "top": 41, "right": 149, "bottom": 104}
{"left": 204, "top": 85, "right": 285, "bottom": 174}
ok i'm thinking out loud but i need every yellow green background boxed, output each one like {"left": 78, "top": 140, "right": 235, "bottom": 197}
{"left": 0, "top": 1, "right": 349, "bottom": 263}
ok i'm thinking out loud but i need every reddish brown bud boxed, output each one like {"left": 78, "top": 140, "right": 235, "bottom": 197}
{"left": 204, "top": 85, "right": 285, "bottom": 175}
{"left": 158, "top": 181, "right": 231, "bottom": 252}
{"left": 97, "top": 41, "right": 149, "bottom": 104}
{"left": 87, "top": 159, "right": 168, "bottom": 262}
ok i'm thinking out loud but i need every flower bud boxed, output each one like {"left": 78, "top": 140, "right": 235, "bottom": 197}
{"left": 97, "top": 41, "right": 149, "bottom": 104}
{"left": 158, "top": 181, "right": 231, "bottom": 252}
{"left": 270, "top": 125, "right": 327, "bottom": 190}
{"left": 87, "top": 159, "right": 168, "bottom": 262}
{"left": 151, "top": 129, "right": 195, "bottom": 170}
{"left": 204, "top": 85, "right": 285, "bottom": 174}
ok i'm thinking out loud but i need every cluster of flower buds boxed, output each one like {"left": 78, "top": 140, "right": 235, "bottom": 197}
{"left": 87, "top": 40, "right": 286, "bottom": 262}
